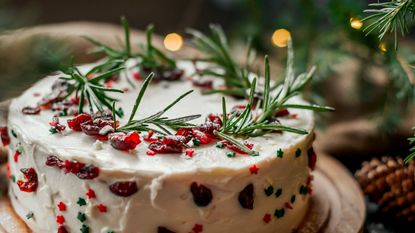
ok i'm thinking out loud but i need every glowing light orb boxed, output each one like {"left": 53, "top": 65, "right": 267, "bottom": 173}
{"left": 272, "top": 29, "right": 291, "bottom": 48}
{"left": 350, "top": 18, "right": 363, "bottom": 30}
{"left": 163, "top": 33, "right": 183, "bottom": 52}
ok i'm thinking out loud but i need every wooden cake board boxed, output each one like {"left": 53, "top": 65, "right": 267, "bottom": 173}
{"left": 0, "top": 153, "right": 365, "bottom": 233}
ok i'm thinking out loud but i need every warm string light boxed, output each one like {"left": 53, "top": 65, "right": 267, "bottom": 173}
{"left": 163, "top": 33, "right": 183, "bottom": 52}
{"left": 271, "top": 28, "right": 291, "bottom": 48}
{"left": 350, "top": 17, "right": 363, "bottom": 30}
{"left": 379, "top": 42, "right": 387, "bottom": 53}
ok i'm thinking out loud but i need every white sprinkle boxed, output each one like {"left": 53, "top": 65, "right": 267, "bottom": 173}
{"left": 93, "top": 140, "right": 103, "bottom": 150}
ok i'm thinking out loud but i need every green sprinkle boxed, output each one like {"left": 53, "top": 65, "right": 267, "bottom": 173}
{"left": 264, "top": 186, "right": 274, "bottom": 196}
{"left": 49, "top": 128, "right": 57, "bottom": 134}
{"left": 295, "top": 148, "right": 302, "bottom": 157}
{"left": 25, "top": 212, "right": 34, "bottom": 220}
{"left": 107, "top": 231, "right": 115, "bottom": 233}
{"left": 116, "top": 107, "right": 124, "bottom": 117}
{"left": 192, "top": 138, "right": 201, "bottom": 147}
{"left": 77, "top": 197, "right": 87, "bottom": 206}
{"left": 216, "top": 142, "right": 225, "bottom": 149}
{"left": 275, "top": 188, "right": 282, "bottom": 198}
{"left": 299, "top": 185, "right": 308, "bottom": 195}
{"left": 226, "top": 151, "right": 236, "bottom": 158}
{"left": 277, "top": 148, "right": 284, "bottom": 158}
{"left": 274, "top": 208, "right": 285, "bottom": 218}
{"left": 81, "top": 224, "right": 90, "bottom": 233}
{"left": 11, "top": 130, "right": 17, "bottom": 138}
{"left": 58, "top": 111, "right": 68, "bottom": 117}
{"left": 157, "top": 135, "right": 164, "bottom": 139}
{"left": 290, "top": 194, "right": 296, "bottom": 204}
{"left": 11, "top": 175, "right": 16, "bottom": 183}
{"left": 77, "top": 212, "right": 87, "bottom": 222}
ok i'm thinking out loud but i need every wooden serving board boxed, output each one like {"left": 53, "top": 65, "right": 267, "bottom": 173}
{"left": 0, "top": 153, "right": 365, "bottom": 233}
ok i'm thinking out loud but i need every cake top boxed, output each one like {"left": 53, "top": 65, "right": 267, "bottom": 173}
{"left": 9, "top": 60, "right": 314, "bottom": 175}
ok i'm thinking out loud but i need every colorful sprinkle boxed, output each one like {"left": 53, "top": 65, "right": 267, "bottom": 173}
{"left": 277, "top": 148, "right": 284, "bottom": 158}
{"left": 290, "top": 194, "right": 296, "bottom": 204}
{"left": 216, "top": 142, "right": 225, "bottom": 149}
{"left": 192, "top": 138, "right": 201, "bottom": 147}
{"left": 285, "top": 202, "right": 293, "bottom": 209}
{"left": 57, "top": 202, "right": 66, "bottom": 211}
{"left": 77, "top": 212, "right": 87, "bottom": 222}
{"left": 295, "top": 148, "right": 302, "bottom": 157}
{"left": 226, "top": 151, "right": 236, "bottom": 158}
{"left": 146, "top": 150, "right": 156, "bottom": 156}
{"left": 299, "top": 185, "right": 308, "bottom": 195}
{"left": 56, "top": 215, "right": 65, "bottom": 224}
{"left": 248, "top": 164, "right": 259, "bottom": 175}
{"left": 185, "top": 148, "right": 195, "bottom": 157}
{"left": 264, "top": 186, "right": 274, "bottom": 197}
{"left": 263, "top": 213, "right": 271, "bottom": 223}
{"left": 275, "top": 188, "right": 282, "bottom": 198}
{"left": 25, "top": 212, "right": 34, "bottom": 220}
{"left": 97, "top": 204, "right": 107, "bottom": 213}
{"left": 192, "top": 224, "right": 203, "bottom": 233}
{"left": 274, "top": 208, "right": 285, "bottom": 218}
{"left": 77, "top": 197, "right": 87, "bottom": 206}
{"left": 80, "top": 224, "right": 90, "bottom": 233}
{"left": 86, "top": 189, "right": 96, "bottom": 199}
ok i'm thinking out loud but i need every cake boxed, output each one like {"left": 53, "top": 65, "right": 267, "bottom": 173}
{"left": 3, "top": 21, "right": 326, "bottom": 233}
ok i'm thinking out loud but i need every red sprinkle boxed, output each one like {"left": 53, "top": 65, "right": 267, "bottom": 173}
{"left": 57, "top": 202, "right": 66, "bottom": 211}
{"left": 86, "top": 189, "right": 96, "bottom": 199}
{"left": 284, "top": 202, "right": 293, "bottom": 209}
{"left": 185, "top": 148, "right": 195, "bottom": 157}
{"left": 263, "top": 213, "right": 271, "bottom": 223}
{"left": 13, "top": 151, "right": 19, "bottom": 163}
{"left": 146, "top": 150, "right": 156, "bottom": 156}
{"left": 192, "top": 224, "right": 203, "bottom": 233}
{"left": 144, "top": 130, "right": 158, "bottom": 142}
{"left": 248, "top": 164, "right": 259, "bottom": 175}
{"left": 58, "top": 226, "right": 68, "bottom": 233}
{"left": 0, "top": 127, "right": 10, "bottom": 147}
{"left": 96, "top": 204, "right": 107, "bottom": 213}
{"left": 56, "top": 215, "right": 65, "bottom": 225}
{"left": 289, "top": 114, "right": 298, "bottom": 119}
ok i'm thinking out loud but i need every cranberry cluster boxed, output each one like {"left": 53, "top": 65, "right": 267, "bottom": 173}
{"left": 17, "top": 168, "right": 38, "bottom": 192}
{"left": 67, "top": 112, "right": 117, "bottom": 141}
{"left": 45, "top": 155, "right": 100, "bottom": 180}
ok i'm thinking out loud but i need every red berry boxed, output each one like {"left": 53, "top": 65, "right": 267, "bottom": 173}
{"left": 275, "top": 109, "right": 290, "bottom": 117}
{"left": 56, "top": 215, "right": 65, "bottom": 224}
{"left": 58, "top": 226, "right": 68, "bottom": 233}
{"left": 307, "top": 147, "right": 317, "bottom": 170}
{"left": 190, "top": 182, "right": 212, "bottom": 207}
{"left": 0, "top": 127, "right": 10, "bottom": 147}
{"left": 22, "top": 106, "right": 41, "bottom": 115}
{"left": 148, "top": 136, "right": 183, "bottom": 153}
{"left": 192, "top": 129, "right": 212, "bottom": 144}
{"left": 57, "top": 202, "right": 66, "bottom": 211}
{"left": 45, "top": 155, "right": 65, "bottom": 169}
{"left": 96, "top": 204, "right": 107, "bottom": 213}
{"left": 109, "top": 181, "right": 138, "bottom": 197}
{"left": 17, "top": 168, "right": 38, "bottom": 192}
{"left": 86, "top": 189, "right": 96, "bottom": 199}
{"left": 76, "top": 165, "right": 100, "bottom": 180}
{"left": 67, "top": 113, "right": 92, "bottom": 131}
{"left": 238, "top": 183, "right": 254, "bottom": 210}
{"left": 109, "top": 131, "right": 141, "bottom": 151}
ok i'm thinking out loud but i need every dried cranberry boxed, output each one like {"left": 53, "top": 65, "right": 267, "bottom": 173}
{"left": 160, "top": 68, "right": 184, "bottom": 81}
{"left": 17, "top": 168, "right": 38, "bottom": 192}
{"left": 158, "top": 227, "right": 176, "bottom": 233}
{"left": 196, "top": 121, "right": 221, "bottom": 138}
{"left": 58, "top": 226, "right": 68, "bottom": 233}
{"left": 109, "top": 181, "right": 138, "bottom": 197}
{"left": 22, "top": 106, "right": 41, "bottom": 115}
{"left": 45, "top": 155, "right": 65, "bottom": 169}
{"left": 238, "top": 183, "right": 254, "bottom": 210}
{"left": 148, "top": 136, "right": 183, "bottom": 153}
{"left": 143, "top": 130, "right": 158, "bottom": 142}
{"left": 206, "top": 113, "right": 222, "bottom": 125}
{"left": 67, "top": 114, "right": 92, "bottom": 131}
{"left": 76, "top": 165, "right": 100, "bottom": 179}
{"left": 0, "top": 127, "right": 10, "bottom": 147}
{"left": 80, "top": 117, "right": 114, "bottom": 136}
{"left": 64, "top": 160, "right": 85, "bottom": 174}
{"left": 109, "top": 131, "right": 141, "bottom": 151}
{"left": 275, "top": 109, "right": 290, "bottom": 117}
{"left": 192, "top": 129, "right": 212, "bottom": 144}
{"left": 307, "top": 147, "right": 317, "bottom": 170}
{"left": 190, "top": 182, "right": 213, "bottom": 207}
{"left": 221, "top": 140, "right": 253, "bottom": 154}
{"left": 192, "top": 78, "right": 213, "bottom": 90}
{"left": 175, "top": 128, "right": 193, "bottom": 143}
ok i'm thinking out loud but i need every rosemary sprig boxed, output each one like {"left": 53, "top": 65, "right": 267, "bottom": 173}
{"left": 363, "top": 0, "right": 415, "bottom": 48}
{"left": 187, "top": 24, "right": 255, "bottom": 98}
{"left": 214, "top": 40, "right": 334, "bottom": 155}
{"left": 116, "top": 73, "right": 200, "bottom": 134}
{"left": 59, "top": 65, "right": 125, "bottom": 117}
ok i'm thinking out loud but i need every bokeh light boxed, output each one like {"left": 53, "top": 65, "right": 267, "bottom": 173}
{"left": 350, "top": 17, "right": 363, "bottom": 30}
{"left": 379, "top": 42, "right": 387, "bottom": 53}
{"left": 163, "top": 33, "right": 183, "bottom": 52}
{"left": 271, "top": 28, "right": 291, "bottom": 48}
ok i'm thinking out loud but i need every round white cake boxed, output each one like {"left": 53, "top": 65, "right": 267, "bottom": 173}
{"left": 7, "top": 60, "right": 315, "bottom": 233}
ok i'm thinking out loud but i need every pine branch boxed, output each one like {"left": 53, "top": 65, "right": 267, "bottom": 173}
{"left": 363, "top": 0, "right": 415, "bottom": 48}
{"left": 117, "top": 73, "right": 200, "bottom": 134}
{"left": 404, "top": 129, "right": 415, "bottom": 163}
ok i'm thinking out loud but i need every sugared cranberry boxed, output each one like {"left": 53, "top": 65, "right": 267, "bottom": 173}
{"left": 80, "top": 117, "right": 114, "bottom": 137}
{"left": 22, "top": 106, "right": 41, "bottom": 115}
{"left": 76, "top": 165, "right": 100, "bottom": 180}
{"left": 206, "top": 113, "right": 222, "bottom": 125}
{"left": 109, "top": 131, "right": 141, "bottom": 151}
{"left": 190, "top": 182, "right": 213, "bottom": 207}
{"left": 192, "top": 129, "right": 212, "bottom": 144}
{"left": 238, "top": 183, "right": 254, "bottom": 210}
{"left": 220, "top": 140, "right": 254, "bottom": 155}
{"left": 158, "top": 227, "right": 176, "bottom": 233}
{"left": 64, "top": 160, "right": 85, "bottom": 174}
{"left": 109, "top": 181, "right": 138, "bottom": 197}
{"left": 45, "top": 155, "right": 65, "bottom": 169}
{"left": 67, "top": 113, "right": 92, "bottom": 131}
{"left": 0, "top": 127, "right": 10, "bottom": 146}
{"left": 148, "top": 136, "right": 183, "bottom": 153}
{"left": 144, "top": 130, "right": 158, "bottom": 142}
{"left": 307, "top": 147, "right": 317, "bottom": 170}
{"left": 17, "top": 168, "right": 38, "bottom": 192}
{"left": 196, "top": 121, "right": 221, "bottom": 138}
{"left": 175, "top": 128, "right": 193, "bottom": 143}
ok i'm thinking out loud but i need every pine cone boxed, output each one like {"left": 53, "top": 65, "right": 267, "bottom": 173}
{"left": 355, "top": 156, "right": 415, "bottom": 223}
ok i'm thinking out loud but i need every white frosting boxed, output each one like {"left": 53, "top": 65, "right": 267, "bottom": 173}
{"left": 8, "top": 60, "right": 315, "bottom": 233}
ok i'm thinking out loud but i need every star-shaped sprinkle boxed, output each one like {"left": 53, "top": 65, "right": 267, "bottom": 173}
{"left": 295, "top": 148, "right": 302, "bottom": 157}
{"left": 249, "top": 164, "right": 259, "bottom": 175}
{"left": 96, "top": 204, "right": 107, "bottom": 213}
{"left": 86, "top": 189, "right": 96, "bottom": 199}
{"left": 277, "top": 148, "right": 284, "bottom": 158}
{"left": 81, "top": 224, "right": 89, "bottom": 233}
{"left": 77, "top": 197, "right": 87, "bottom": 206}
{"left": 264, "top": 186, "right": 274, "bottom": 196}
{"left": 263, "top": 213, "right": 271, "bottom": 223}
{"left": 57, "top": 202, "right": 66, "bottom": 211}
{"left": 274, "top": 208, "right": 285, "bottom": 218}
{"left": 77, "top": 212, "right": 87, "bottom": 222}
{"left": 56, "top": 215, "right": 65, "bottom": 224}
{"left": 290, "top": 194, "right": 296, "bottom": 204}
{"left": 275, "top": 188, "right": 282, "bottom": 197}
